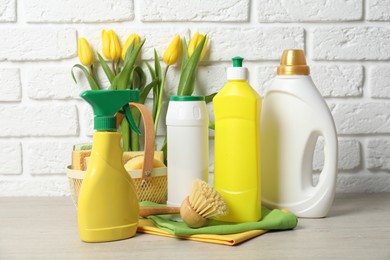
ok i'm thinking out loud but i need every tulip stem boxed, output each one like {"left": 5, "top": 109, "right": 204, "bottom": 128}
{"left": 112, "top": 61, "right": 116, "bottom": 75}
{"left": 154, "top": 65, "right": 170, "bottom": 134}
{"left": 89, "top": 65, "right": 95, "bottom": 81}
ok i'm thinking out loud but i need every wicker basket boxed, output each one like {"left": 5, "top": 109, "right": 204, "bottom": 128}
{"left": 67, "top": 102, "right": 167, "bottom": 207}
{"left": 67, "top": 164, "right": 167, "bottom": 207}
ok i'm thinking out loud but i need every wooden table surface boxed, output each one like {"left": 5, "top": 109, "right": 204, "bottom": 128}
{"left": 1, "top": 193, "right": 389, "bottom": 260}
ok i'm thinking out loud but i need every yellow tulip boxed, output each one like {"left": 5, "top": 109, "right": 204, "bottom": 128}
{"left": 121, "top": 33, "right": 140, "bottom": 60}
{"left": 187, "top": 32, "right": 208, "bottom": 60}
{"left": 78, "top": 38, "right": 94, "bottom": 66}
{"left": 163, "top": 35, "right": 182, "bottom": 65}
{"left": 102, "top": 29, "right": 121, "bottom": 60}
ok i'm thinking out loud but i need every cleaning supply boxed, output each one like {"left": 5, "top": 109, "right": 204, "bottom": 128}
{"left": 138, "top": 218, "right": 267, "bottom": 246}
{"left": 261, "top": 49, "right": 338, "bottom": 218}
{"left": 139, "top": 206, "right": 180, "bottom": 217}
{"left": 143, "top": 205, "right": 297, "bottom": 235}
{"left": 180, "top": 179, "right": 228, "bottom": 228}
{"left": 138, "top": 179, "right": 227, "bottom": 228}
{"left": 213, "top": 57, "right": 262, "bottom": 223}
{"left": 166, "top": 96, "right": 209, "bottom": 207}
{"left": 124, "top": 155, "right": 166, "bottom": 171}
{"left": 78, "top": 89, "right": 141, "bottom": 242}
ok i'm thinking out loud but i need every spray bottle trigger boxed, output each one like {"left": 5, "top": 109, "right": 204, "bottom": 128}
{"left": 123, "top": 104, "right": 141, "bottom": 135}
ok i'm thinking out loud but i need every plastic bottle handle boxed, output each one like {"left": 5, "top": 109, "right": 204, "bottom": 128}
{"left": 316, "top": 126, "right": 338, "bottom": 193}
{"left": 306, "top": 125, "right": 338, "bottom": 200}
{"left": 116, "top": 103, "right": 155, "bottom": 180}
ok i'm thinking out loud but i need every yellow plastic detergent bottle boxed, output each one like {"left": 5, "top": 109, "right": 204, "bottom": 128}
{"left": 213, "top": 57, "right": 262, "bottom": 222}
{"left": 78, "top": 90, "right": 141, "bottom": 242}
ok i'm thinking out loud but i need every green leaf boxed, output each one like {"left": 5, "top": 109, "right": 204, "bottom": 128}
{"left": 110, "top": 74, "right": 119, "bottom": 90}
{"left": 209, "top": 121, "right": 215, "bottom": 130}
{"left": 140, "top": 79, "right": 158, "bottom": 104}
{"left": 130, "top": 107, "right": 141, "bottom": 151}
{"left": 121, "top": 119, "right": 130, "bottom": 151}
{"left": 124, "top": 40, "right": 135, "bottom": 64}
{"left": 177, "top": 35, "right": 206, "bottom": 96}
{"left": 205, "top": 92, "right": 217, "bottom": 103}
{"left": 146, "top": 62, "right": 156, "bottom": 80}
{"left": 152, "top": 81, "right": 159, "bottom": 120}
{"left": 71, "top": 64, "right": 100, "bottom": 90}
{"left": 152, "top": 49, "right": 163, "bottom": 122}
{"left": 133, "top": 66, "right": 146, "bottom": 91}
{"left": 160, "top": 136, "right": 167, "bottom": 165}
{"left": 97, "top": 53, "right": 115, "bottom": 84}
{"left": 181, "top": 39, "right": 189, "bottom": 71}
{"left": 116, "top": 40, "right": 145, "bottom": 90}
{"left": 154, "top": 49, "right": 162, "bottom": 81}
{"left": 116, "top": 66, "right": 132, "bottom": 90}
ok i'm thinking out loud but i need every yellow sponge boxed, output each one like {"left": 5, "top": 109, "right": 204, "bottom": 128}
{"left": 124, "top": 156, "right": 166, "bottom": 171}
{"left": 72, "top": 150, "right": 91, "bottom": 170}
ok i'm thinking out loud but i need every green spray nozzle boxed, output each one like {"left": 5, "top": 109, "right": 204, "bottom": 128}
{"left": 232, "top": 56, "right": 244, "bottom": 67}
{"left": 80, "top": 90, "right": 141, "bottom": 134}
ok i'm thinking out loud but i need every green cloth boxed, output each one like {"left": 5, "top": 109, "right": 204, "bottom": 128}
{"left": 140, "top": 201, "right": 298, "bottom": 236}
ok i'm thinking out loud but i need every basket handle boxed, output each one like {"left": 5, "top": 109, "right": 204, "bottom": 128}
{"left": 116, "top": 103, "right": 155, "bottom": 180}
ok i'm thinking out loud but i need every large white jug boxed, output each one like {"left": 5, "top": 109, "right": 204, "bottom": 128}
{"left": 261, "top": 50, "right": 338, "bottom": 218}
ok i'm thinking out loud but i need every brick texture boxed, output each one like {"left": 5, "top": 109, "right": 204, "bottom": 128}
{"left": 367, "top": 139, "right": 390, "bottom": 170}
{"left": 25, "top": 0, "right": 134, "bottom": 23}
{"left": 0, "top": 142, "right": 22, "bottom": 174}
{"left": 0, "top": 0, "right": 16, "bottom": 22}
{"left": 0, "top": 68, "right": 21, "bottom": 101}
{"left": 367, "top": 0, "right": 390, "bottom": 21}
{"left": 313, "top": 139, "right": 361, "bottom": 171}
{"left": 27, "top": 67, "right": 89, "bottom": 100}
{"left": 200, "top": 27, "right": 304, "bottom": 61}
{"left": 0, "top": 28, "right": 77, "bottom": 61}
{"left": 332, "top": 103, "right": 390, "bottom": 134}
{"left": 27, "top": 141, "right": 75, "bottom": 174}
{"left": 369, "top": 65, "right": 390, "bottom": 99}
{"left": 313, "top": 27, "right": 390, "bottom": 60}
{"left": 0, "top": 104, "right": 78, "bottom": 137}
{"left": 141, "top": 0, "right": 249, "bottom": 22}
{"left": 257, "top": 0, "right": 362, "bottom": 22}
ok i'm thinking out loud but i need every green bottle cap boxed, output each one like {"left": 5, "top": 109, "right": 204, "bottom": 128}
{"left": 170, "top": 96, "right": 205, "bottom": 101}
{"left": 232, "top": 56, "right": 244, "bottom": 67}
{"left": 227, "top": 56, "right": 247, "bottom": 80}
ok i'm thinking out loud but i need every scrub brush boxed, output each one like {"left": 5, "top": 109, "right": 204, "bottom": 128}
{"left": 180, "top": 179, "right": 228, "bottom": 228}
{"left": 140, "top": 179, "right": 227, "bottom": 228}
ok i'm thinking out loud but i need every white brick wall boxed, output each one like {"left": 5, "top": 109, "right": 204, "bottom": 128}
{"left": 24, "top": 0, "right": 134, "bottom": 23}
{"left": 1, "top": 0, "right": 389, "bottom": 196}
{"left": 0, "top": 0, "right": 16, "bottom": 22}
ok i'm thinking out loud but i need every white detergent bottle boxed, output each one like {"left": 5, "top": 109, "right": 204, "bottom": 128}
{"left": 261, "top": 49, "right": 338, "bottom": 218}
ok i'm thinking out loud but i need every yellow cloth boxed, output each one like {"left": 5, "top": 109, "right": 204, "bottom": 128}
{"left": 137, "top": 218, "right": 267, "bottom": 246}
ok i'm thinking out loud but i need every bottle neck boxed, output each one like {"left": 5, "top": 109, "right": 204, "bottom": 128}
{"left": 276, "top": 74, "right": 310, "bottom": 79}
{"left": 228, "top": 79, "right": 247, "bottom": 82}
{"left": 92, "top": 131, "right": 123, "bottom": 159}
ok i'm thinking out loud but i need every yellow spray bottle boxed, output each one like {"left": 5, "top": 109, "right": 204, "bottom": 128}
{"left": 213, "top": 57, "right": 262, "bottom": 222}
{"left": 78, "top": 89, "right": 141, "bottom": 242}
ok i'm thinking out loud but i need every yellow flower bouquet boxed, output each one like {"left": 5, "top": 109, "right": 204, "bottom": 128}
{"left": 71, "top": 30, "right": 212, "bottom": 154}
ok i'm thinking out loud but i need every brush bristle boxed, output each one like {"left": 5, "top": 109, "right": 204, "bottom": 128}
{"left": 188, "top": 179, "right": 228, "bottom": 219}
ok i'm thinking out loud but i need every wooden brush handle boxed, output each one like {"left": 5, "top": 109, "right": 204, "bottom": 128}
{"left": 139, "top": 206, "right": 180, "bottom": 217}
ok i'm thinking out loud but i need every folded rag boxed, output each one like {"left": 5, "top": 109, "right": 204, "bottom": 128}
{"left": 137, "top": 201, "right": 298, "bottom": 245}
{"left": 138, "top": 218, "right": 267, "bottom": 246}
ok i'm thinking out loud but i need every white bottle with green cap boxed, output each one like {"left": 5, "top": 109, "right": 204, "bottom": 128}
{"left": 166, "top": 96, "right": 209, "bottom": 207}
